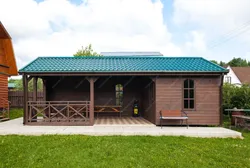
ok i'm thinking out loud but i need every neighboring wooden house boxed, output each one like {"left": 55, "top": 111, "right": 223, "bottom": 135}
{"left": 224, "top": 66, "right": 250, "bottom": 86}
{"left": 0, "top": 22, "right": 18, "bottom": 113}
{"left": 19, "top": 56, "right": 228, "bottom": 126}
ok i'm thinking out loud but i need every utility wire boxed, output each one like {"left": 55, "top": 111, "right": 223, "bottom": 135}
{"left": 207, "top": 20, "right": 250, "bottom": 49}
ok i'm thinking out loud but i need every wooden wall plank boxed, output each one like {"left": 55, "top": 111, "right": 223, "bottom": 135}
{"left": 155, "top": 76, "right": 221, "bottom": 126}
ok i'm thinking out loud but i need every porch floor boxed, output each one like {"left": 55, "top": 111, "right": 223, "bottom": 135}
{"left": 0, "top": 118, "right": 242, "bottom": 138}
{"left": 94, "top": 116, "right": 153, "bottom": 126}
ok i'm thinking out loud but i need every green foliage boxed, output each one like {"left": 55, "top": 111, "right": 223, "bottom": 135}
{"left": 8, "top": 78, "right": 43, "bottom": 91}
{"left": 223, "top": 83, "right": 250, "bottom": 110}
{"left": 0, "top": 134, "right": 250, "bottom": 168}
{"left": 210, "top": 58, "right": 250, "bottom": 67}
{"left": 219, "top": 61, "right": 227, "bottom": 67}
{"left": 9, "top": 108, "right": 23, "bottom": 120}
{"left": 228, "top": 57, "right": 249, "bottom": 67}
{"left": 73, "top": 44, "right": 101, "bottom": 57}
{"left": 210, "top": 60, "right": 219, "bottom": 65}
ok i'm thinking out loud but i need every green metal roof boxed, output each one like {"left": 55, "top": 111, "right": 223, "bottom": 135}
{"left": 19, "top": 56, "right": 228, "bottom": 73}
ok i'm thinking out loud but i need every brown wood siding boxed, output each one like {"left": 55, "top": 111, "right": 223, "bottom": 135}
{"left": 2, "top": 39, "right": 18, "bottom": 75}
{"left": 0, "top": 22, "right": 18, "bottom": 76}
{"left": 0, "top": 74, "right": 8, "bottom": 107}
{"left": 46, "top": 76, "right": 90, "bottom": 101}
{"left": 142, "top": 82, "right": 155, "bottom": 123}
{"left": 155, "top": 76, "right": 221, "bottom": 125}
{"left": 0, "top": 40, "right": 7, "bottom": 65}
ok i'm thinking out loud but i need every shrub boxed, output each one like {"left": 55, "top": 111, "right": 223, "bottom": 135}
{"left": 223, "top": 83, "right": 250, "bottom": 111}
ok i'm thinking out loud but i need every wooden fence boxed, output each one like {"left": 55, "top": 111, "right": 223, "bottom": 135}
{"left": 8, "top": 91, "right": 44, "bottom": 108}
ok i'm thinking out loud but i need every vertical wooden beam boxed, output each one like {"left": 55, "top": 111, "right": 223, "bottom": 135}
{"left": 33, "top": 77, "right": 37, "bottom": 101}
{"left": 219, "top": 74, "right": 224, "bottom": 126}
{"left": 32, "top": 77, "right": 37, "bottom": 121}
{"left": 89, "top": 78, "right": 94, "bottom": 125}
{"left": 22, "top": 74, "right": 28, "bottom": 124}
{"left": 153, "top": 77, "right": 157, "bottom": 125}
{"left": 42, "top": 79, "right": 46, "bottom": 101}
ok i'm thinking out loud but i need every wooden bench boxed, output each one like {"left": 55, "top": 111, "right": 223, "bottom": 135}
{"left": 160, "top": 110, "right": 188, "bottom": 129}
{"left": 232, "top": 115, "right": 250, "bottom": 128}
{"left": 94, "top": 105, "right": 122, "bottom": 117}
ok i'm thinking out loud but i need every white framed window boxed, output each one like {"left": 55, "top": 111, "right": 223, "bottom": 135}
{"left": 225, "top": 76, "right": 232, "bottom": 84}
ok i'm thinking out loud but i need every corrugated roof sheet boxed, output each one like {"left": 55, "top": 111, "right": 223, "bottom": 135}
{"left": 19, "top": 56, "right": 228, "bottom": 73}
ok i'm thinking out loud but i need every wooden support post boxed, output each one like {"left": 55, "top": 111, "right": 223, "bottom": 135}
{"left": 32, "top": 77, "right": 37, "bottom": 121}
{"left": 87, "top": 77, "right": 98, "bottom": 126}
{"left": 22, "top": 74, "right": 28, "bottom": 124}
{"left": 33, "top": 77, "right": 37, "bottom": 101}
{"left": 90, "top": 78, "right": 94, "bottom": 125}
{"left": 42, "top": 79, "right": 46, "bottom": 101}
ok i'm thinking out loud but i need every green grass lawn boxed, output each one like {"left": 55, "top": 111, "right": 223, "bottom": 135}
{"left": 0, "top": 110, "right": 249, "bottom": 167}
{"left": 9, "top": 108, "right": 23, "bottom": 120}
{"left": 0, "top": 133, "right": 250, "bottom": 168}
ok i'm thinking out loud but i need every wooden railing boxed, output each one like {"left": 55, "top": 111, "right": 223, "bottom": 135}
{"left": 27, "top": 101, "right": 90, "bottom": 125}
{"left": 0, "top": 98, "right": 10, "bottom": 121}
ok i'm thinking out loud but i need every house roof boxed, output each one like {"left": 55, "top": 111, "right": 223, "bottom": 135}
{"left": 231, "top": 67, "right": 250, "bottom": 84}
{"left": 19, "top": 56, "right": 228, "bottom": 74}
{"left": 100, "top": 52, "right": 163, "bottom": 56}
{"left": 0, "top": 22, "right": 18, "bottom": 76}
{"left": 0, "top": 22, "right": 11, "bottom": 39}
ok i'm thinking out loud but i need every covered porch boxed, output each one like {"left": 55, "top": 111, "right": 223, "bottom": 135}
{"left": 22, "top": 75, "right": 156, "bottom": 126}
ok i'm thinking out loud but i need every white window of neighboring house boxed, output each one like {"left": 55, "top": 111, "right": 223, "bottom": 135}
{"left": 225, "top": 76, "right": 232, "bottom": 84}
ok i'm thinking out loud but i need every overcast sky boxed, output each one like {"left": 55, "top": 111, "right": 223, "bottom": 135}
{"left": 0, "top": 0, "right": 250, "bottom": 70}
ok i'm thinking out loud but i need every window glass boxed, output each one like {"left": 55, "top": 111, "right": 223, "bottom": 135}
{"left": 184, "top": 80, "right": 189, "bottom": 88}
{"left": 115, "top": 84, "right": 123, "bottom": 106}
{"left": 183, "top": 79, "right": 195, "bottom": 110}
{"left": 184, "top": 100, "right": 189, "bottom": 109}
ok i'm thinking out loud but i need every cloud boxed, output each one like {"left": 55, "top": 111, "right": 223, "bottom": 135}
{"left": 0, "top": 0, "right": 183, "bottom": 69}
{"left": 173, "top": 0, "right": 250, "bottom": 61}
{"left": 173, "top": 0, "right": 250, "bottom": 30}
{"left": 185, "top": 31, "right": 206, "bottom": 55}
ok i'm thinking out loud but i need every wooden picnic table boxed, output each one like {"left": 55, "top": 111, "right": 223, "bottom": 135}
{"left": 94, "top": 105, "right": 122, "bottom": 117}
{"left": 224, "top": 109, "right": 250, "bottom": 126}
{"left": 225, "top": 109, "right": 250, "bottom": 112}
{"left": 232, "top": 115, "right": 250, "bottom": 128}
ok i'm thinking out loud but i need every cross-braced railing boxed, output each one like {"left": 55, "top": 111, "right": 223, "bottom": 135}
{"left": 27, "top": 101, "right": 90, "bottom": 124}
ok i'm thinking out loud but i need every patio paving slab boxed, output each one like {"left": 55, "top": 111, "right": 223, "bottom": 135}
{"left": 0, "top": 118, "right": 242, "bottom": 138}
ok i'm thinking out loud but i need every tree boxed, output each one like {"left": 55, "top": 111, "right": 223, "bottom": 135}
{"left": 223, "top": 83, "right": 250, "bottom": 111}
{"left": 210, "top": 60, "right": 219, "bottom": 65}
{"left": 210, "top": 60, "right": 227, "bottom": 67}
{"left": 73, "top": 44, "right": 101, "bottom": 57}
{"left": 228, "top": 57, "right": 248, "bottom": 67}
{"left": 219, "top": 61, "right": 227, "bottom": 67}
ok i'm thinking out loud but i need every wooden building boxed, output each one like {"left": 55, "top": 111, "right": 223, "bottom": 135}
{"left": 0, "top": 22, "right": 18, "bottom": 119}
{"left": 19, "top": 56, "right": 228, "bottom": 126}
